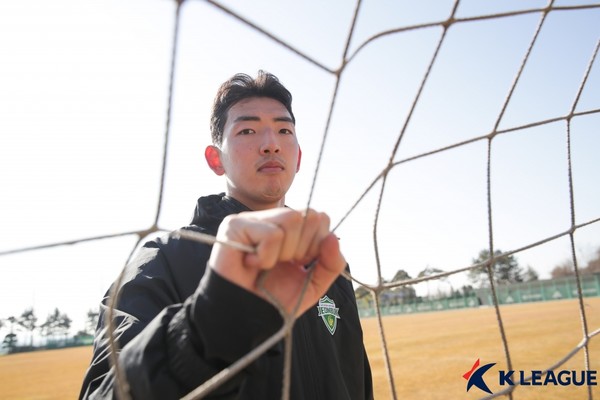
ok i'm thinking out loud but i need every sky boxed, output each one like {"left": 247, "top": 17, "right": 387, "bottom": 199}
{"left": 0, "top": 0, "right": 599, "bottom": 339}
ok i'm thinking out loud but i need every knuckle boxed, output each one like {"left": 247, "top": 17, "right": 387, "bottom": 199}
{"left": 300, "top": 208, "right": 318, "bottom": 225}
{"left": 272, "top": 225, "right": 285, "bottom": 241}
{"left": 319, "top": 212, "right": 330, "bottom": 226}
{"left": 287, "top": 210, "right": 304, "bottom": 226}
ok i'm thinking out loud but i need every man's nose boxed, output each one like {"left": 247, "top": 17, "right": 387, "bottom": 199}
{"left": 259, "top": 129, "right": 281, "bottom": 154}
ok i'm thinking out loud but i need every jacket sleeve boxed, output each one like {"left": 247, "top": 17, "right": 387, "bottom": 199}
{"left": 80, "top": 244, "right": 283, "bottom": 400}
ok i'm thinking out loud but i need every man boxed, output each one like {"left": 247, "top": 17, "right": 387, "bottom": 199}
{"left": 80, "top": 71, "right": 373, "bottom": 399}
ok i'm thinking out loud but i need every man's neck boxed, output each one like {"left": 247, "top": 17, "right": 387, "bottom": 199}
{"left": 226, "top": 194, "right": 285, "bottom": 211}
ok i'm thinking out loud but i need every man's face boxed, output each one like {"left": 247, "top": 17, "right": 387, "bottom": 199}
{"left": 205, "top": 97, "right": 301, "bottom": 210}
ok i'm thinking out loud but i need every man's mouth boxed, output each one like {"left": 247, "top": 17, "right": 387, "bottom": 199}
{"left": 258, "top": 160, "right": 285, "bottom": 173}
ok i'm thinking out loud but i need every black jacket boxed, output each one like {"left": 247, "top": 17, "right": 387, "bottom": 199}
{"left": 80, "top": 194, "right": 373, "bottom": 399}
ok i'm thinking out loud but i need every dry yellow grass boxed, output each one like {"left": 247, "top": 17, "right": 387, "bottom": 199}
{"left": 362, "top": 297, "right": 600, "bottom": 399}
{"left": 0, "top": 345, "right": 92, "bottom": 399}
{"left": 0, "top": 298, "right": 598, "bottom": 399}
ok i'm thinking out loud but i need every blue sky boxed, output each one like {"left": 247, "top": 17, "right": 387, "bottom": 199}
{"left": 0, "top": 0, "right": 599, "bottom": 336}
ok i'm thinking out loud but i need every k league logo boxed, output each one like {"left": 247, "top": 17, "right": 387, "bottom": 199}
{"left": 463, "top": 358, "right": 598, "bottom": 395}
{"left": 463, "top": 359, "right": 495, "bottom": 394}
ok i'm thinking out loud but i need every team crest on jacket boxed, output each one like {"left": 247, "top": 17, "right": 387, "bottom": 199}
{"left": 317, "top": 295, "right": 340, "bottom": 335}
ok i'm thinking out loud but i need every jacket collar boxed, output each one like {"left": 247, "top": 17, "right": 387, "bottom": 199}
{"left": 190, "top": 193, "right": 251, "bottom": 231}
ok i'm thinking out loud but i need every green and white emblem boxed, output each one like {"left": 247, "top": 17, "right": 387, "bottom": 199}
{"left": 317, "top": 295, "right": 340, "bottom": 335}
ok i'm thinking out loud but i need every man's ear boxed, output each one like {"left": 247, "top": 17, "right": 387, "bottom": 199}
{"left": 205, "top": 145, "right": 225, "bottom": 176}
{"left": 296, "top": 147, "right": 302, "bottom": 172}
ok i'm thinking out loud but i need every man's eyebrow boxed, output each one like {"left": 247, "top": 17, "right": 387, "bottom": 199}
{"left": 233, "top": 115, "right": 294, "bottom": 124}
{"left": 274, "top": 116, "right": 294, "bottom": 123}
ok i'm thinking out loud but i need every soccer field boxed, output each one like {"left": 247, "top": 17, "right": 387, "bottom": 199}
{"left": 362, "top": 297, "right": 600, "bottom": 399}
{"left": 0, "top": 298, "right": 598, "bottom": 399}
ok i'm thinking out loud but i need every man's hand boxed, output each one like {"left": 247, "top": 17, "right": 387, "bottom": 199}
{"left": 207, "top": 208, "right": 346, "bottom": 317}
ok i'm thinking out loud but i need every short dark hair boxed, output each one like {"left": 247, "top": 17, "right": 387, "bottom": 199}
{"left": 210, "top": 71, "right": 295, "bottom": 146}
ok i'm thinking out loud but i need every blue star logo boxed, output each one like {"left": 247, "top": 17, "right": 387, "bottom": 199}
{"left": 463, "top": 359, "right": 496, "bottom": 394}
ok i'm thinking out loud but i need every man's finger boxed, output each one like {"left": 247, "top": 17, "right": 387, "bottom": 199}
{"left": 293, "top": 209, "right": 323, "bottom": 263}
{"left": 308, "top": 233, "right": 347, "bottom": 297}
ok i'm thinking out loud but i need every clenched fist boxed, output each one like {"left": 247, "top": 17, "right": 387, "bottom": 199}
{"left": 207, "top": 208, "right": 346, "bottom": 316}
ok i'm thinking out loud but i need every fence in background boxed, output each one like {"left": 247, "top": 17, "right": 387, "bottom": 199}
{"left": 358, "top": 273, "right": 600, "bottom": 318}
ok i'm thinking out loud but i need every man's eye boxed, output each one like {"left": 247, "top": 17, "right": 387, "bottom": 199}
{"left": 279, "top": 129, "right": 293, "bottom": 135}
{"left": 239, "top": 129, "right": 255, "bottom": 135}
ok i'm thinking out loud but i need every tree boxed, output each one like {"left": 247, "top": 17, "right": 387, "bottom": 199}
{"left": 551, "top": 249, "right": 600, "bottom": 277}
{"left": 382, "top": 269, "right": 416, "bottom": 306}
{"left": 418, "top": 266, "right": 446, "bottom": 298}
{"left": 391, "top": 269, "right": 412, "bottom": 282}
{"left": 58, "top": 313, "right": 72, "bottom": 341}
{"left": 468, "top": 249, "right": 524, "bottom": 287}
{"left": 40, "top": 309, "right": 59, "bottom": 341}
{"left": 41, "top": 308, "right": 71, "bottom": 344}
{"left": 5, "top": 316, "right": 18, "bottom": 336}
{"left": 522, "top": 265, "right": 539, "bottom": 282}
{"left": 585, "top": 248, "right": 600, "bottom": 274}
{"left": 6, "top": 316, "right": 17, "bottom": 328}
{"left": 2, "top": 316, "right": 18, "bottom": 353}
{"left": 84, "top": 309, "right": 100, "bottom": 335}
{"left": 354, "top": 286, "right": 371, "bottom": 300}
{"left": 2, "top": 333, "right": 18, "bottom": 353}
{"left": 18, "top": 308, "right": 37, "bottom": 348}
{"left": 417, "top": 266, "right": 444, "bottom": 278}
{"left": 551, "top": 260, "right": 574, "bottom": 278}
{"left": 459, "top": 285, "right": 475, "bottom": 297}
{"left": 353, "top": 286, "right": 374, "bottom": 311}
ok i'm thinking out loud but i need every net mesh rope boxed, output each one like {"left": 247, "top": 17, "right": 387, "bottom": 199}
{"left": 2, "top": 0, "right": 600, "bottom": 399}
